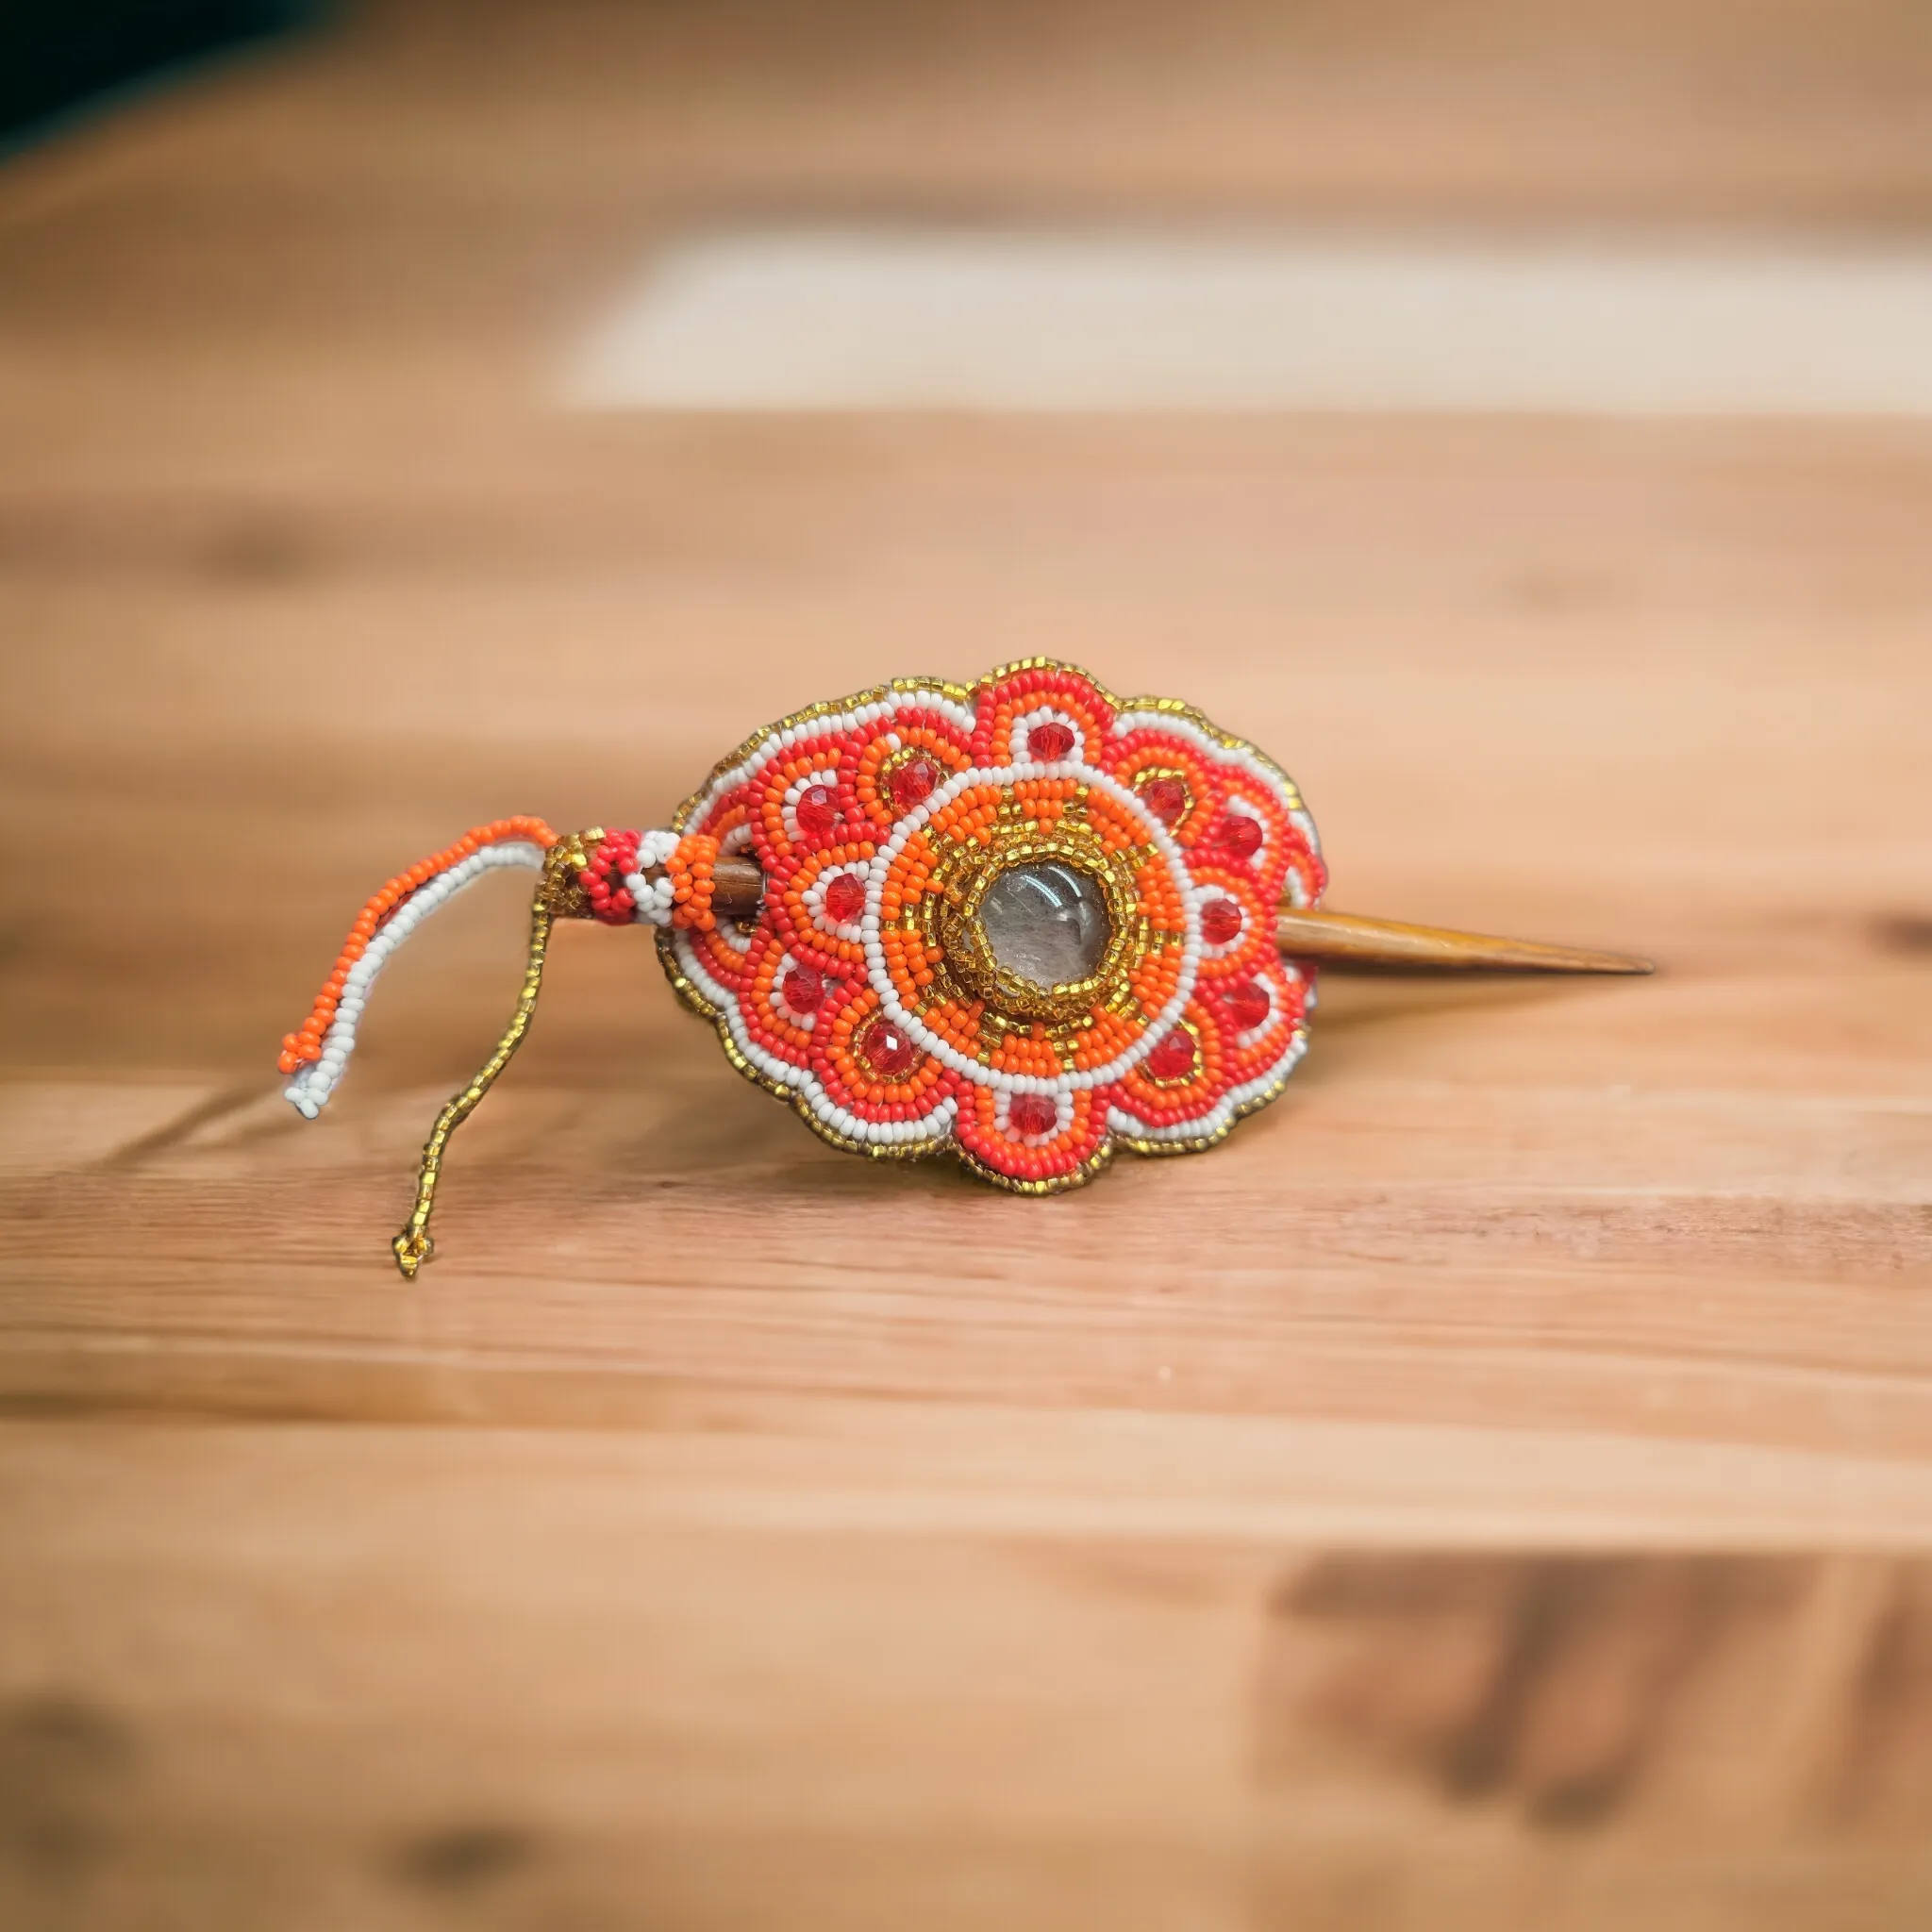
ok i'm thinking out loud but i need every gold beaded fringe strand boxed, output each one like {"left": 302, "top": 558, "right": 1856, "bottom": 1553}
{"left": 390, "top": 835, "right": 599, "bottom": 1279}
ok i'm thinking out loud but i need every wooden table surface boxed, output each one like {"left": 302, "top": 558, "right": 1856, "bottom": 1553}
{"left": 3, "top": 4, "right": 1930, "bottom": 1927}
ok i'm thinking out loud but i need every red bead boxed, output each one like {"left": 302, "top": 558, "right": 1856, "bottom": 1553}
{"left": 1008, "top": 1092, "right": 1058, "bottom": 1138}
{"left": 1141, "top": 776, "right": 1189, "bottom": 824}
{"left": 1201, "top": 898, "right": 1243, "bottom": 944}
{"left": 781, "top": 962, "right": 824, "bottom": 1016}
{"left": 1221, "top": 814, "right": 1263, "bottom": 858}
{"left": 1225, "top": 980, "right": 1272, "bottom": 1030}
{"left": 1027, "top": 721, "right": 1075, "bottom": 761}
{"left": 824, "top": 872, "right": 866, "bottom": 924}
{"left": 795, "top": 785, "right": 839, "bottom": 839}
{"left": 1145, "top": 1029, "right": 1197, "bottom": 1079}
{"left": 858, "top": 1014, "right": 919, "bottom": 1079}
{"left": 888, "top": 756, "right": 940, "bottom": 813}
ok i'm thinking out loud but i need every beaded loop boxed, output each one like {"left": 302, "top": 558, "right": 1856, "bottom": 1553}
{"left": 276, "top": 817, "right": 558, "bottom": 1120}
{"left": 579, "top": 828, "right": 642, "bottom": 925}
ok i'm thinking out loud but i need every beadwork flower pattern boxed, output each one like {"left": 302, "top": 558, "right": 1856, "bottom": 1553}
{"left": 660, "top": 660, "right": 1325, "bottom": 1191}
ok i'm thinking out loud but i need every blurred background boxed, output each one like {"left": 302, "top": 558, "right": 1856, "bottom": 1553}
{"left": 2, "top": 3, "right": 1930, "bottom": 1929}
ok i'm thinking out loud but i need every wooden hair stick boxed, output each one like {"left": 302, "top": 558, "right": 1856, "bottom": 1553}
{"left": 682, "top": 856, "right": 1650, "bottom": 975}
{"left": 276, "top": 658, "right": 1657, "bottom": 1270}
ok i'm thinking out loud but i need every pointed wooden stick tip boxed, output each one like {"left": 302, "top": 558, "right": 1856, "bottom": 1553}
{"left": 1274, "top": 908, "right": 1654, "bottom": 974}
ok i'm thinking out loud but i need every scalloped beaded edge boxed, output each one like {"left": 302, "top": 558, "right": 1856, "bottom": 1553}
{"left": 655, "top": 658, "right": 1323, "bottom": 1194}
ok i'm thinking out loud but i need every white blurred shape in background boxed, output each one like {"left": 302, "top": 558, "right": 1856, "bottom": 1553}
{"left": 566, "top": 227, "right": 1932, "bottom": 416}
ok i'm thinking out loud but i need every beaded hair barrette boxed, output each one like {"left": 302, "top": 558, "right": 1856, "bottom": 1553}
{"left": 278, "top": 659, "right": 1649, "bottom": 1275}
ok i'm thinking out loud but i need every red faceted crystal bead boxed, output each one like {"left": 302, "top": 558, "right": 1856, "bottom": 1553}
{"left": 1027, "top": 721, "right": 1076, "bottom": 761}
{"left": 1144, "top": 1028, "right": 1197, "bottom": 1080}
{"left": 1224, "top": 980, "right": 1272, "bottom": 1030}
{"left": 781, "top": 961, "right": 824, "bottom": 1016}
{"left": 858, "top": 1014, "right": 920, "bottom": 1079}
{"left": 1201, "top": 898, "right": 1243, "bottom": 944}
{"left": 823, "top": 872, "right": 867, "bottom": 924}
{"left": 888, "top": 756, "right": 940, "bottom": 813}
{"left": 1140, "top": 776, "right": 1189, "bottom": 825}
{"left": 1008, "top": 1091, "right": 1058, "bottom": 1138}
{"left": 795, "top": 784, "right": 839, "bottom": 839}
{"left": 1220, "top": 814, "right": 1263, "bottom": 859}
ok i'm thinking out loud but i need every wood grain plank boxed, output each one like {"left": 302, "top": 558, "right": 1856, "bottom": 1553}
{"left": 2, "top": 3, "right": 1931, "bottom": 1926}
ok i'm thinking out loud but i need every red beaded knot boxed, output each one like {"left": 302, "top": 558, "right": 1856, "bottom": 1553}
{"left": 580, "top": 828, "right": 643, "bottom": 926}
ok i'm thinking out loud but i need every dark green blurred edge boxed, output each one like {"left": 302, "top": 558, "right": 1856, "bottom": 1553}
{"left": 1, "top": 1, "right": 324, "bottom": 149}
